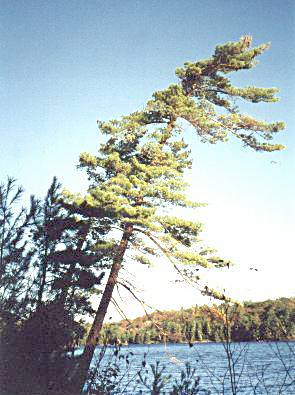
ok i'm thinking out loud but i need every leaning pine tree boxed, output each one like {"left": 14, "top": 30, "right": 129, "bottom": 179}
{"left": 65, "top": 36, "right": 285, "bottom": 393}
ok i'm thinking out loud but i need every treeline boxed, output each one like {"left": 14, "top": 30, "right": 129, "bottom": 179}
{"left": 99, "top": 298, "right": 295, "bottom": 345}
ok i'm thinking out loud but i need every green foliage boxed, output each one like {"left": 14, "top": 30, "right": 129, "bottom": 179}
{"left": 30, "top": 177, "right": 109, "bottom": 318}
{"left": 0, "top": 37, "right": 286, "bottom": 394}
{"left": 0, "top": 177, "right": 38, "bottom": 319}
{"left": 99, "top": 298, "right": 295, "bottom": 345}
{"left": 65, "top": 36, "right": 284, "bottom": 307}
{"left": 0, "top": 177, "right": 108, "bottom": 395}
{"left": 174, "top": 36, "right": 284, "bottom": 151}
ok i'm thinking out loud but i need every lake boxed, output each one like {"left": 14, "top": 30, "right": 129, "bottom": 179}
{"left": 85, "top": 341, "right": 295, "bottom": 394}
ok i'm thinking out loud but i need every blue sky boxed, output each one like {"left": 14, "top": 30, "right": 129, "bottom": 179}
{"left": 1, "top": 0, "right": 294, "bottom": 317}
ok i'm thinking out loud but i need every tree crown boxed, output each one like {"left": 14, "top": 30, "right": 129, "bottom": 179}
{"left": 64, "top": 36, "right": 285, "bottom": 300}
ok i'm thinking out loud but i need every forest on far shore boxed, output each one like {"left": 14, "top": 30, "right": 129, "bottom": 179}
{"left": 93, "top": 297, "right": 295, "bottom": 345}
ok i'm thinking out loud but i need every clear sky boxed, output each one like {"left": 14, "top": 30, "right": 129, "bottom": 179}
{"left": 1, "top": 0, "right": 294, "bottom": 319}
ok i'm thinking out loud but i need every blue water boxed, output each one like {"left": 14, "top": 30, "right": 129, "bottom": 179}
{"left": 85, "top": 341, "right": 295, "bottom": 394}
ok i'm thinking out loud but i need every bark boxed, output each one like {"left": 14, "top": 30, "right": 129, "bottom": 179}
{"left": 73, "top": 223, "right": 133, "bottom": 394}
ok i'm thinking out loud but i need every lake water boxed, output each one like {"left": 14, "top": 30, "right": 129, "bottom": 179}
{"left": 83, "top": 341, "right": 295, "bottom": 394}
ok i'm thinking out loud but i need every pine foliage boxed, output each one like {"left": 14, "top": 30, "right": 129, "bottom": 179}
{"left": 66, "top": 36, "right": 284, "bottom": 300}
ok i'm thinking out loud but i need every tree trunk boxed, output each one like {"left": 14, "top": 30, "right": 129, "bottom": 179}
{"left": 74, "top": 223, "right": 133, "bottom": 394}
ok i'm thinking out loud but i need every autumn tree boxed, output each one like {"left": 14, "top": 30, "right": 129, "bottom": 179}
{"left": 66, "top": 36, "right": 284, "bottom": 392}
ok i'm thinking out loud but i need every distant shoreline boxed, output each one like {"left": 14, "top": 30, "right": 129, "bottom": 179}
{"left": 83, "top": 297, "right": 295, "bottom": 346}
{"left": 80, "top": 338, "right": 295, "bottom": 348}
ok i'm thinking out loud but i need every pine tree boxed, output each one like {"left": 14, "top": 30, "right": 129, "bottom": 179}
{"left": 4, "top": 178, "right": 110, "bottom": 395}
{"left": 0, "top": 177, "right": 37, "bottom": 319}
{"left": 66, "top": 36, "right": 284, "bottom": 392}
{"left": 31, "top": 177, "right": 108, "bottom": 317}
{"left": 195, "top": 320, "right": 203, "bottom": 342}
{"left": 31, "top": 177, "right": 65, "bottom": 308}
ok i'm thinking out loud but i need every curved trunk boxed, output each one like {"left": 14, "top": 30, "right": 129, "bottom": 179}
{"left": 74, "top": 223, "right": 133, "bottom": 394}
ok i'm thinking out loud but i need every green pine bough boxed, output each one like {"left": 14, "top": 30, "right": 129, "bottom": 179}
{"left": 64, "top": 36, "right": 285, "bottom": 393}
